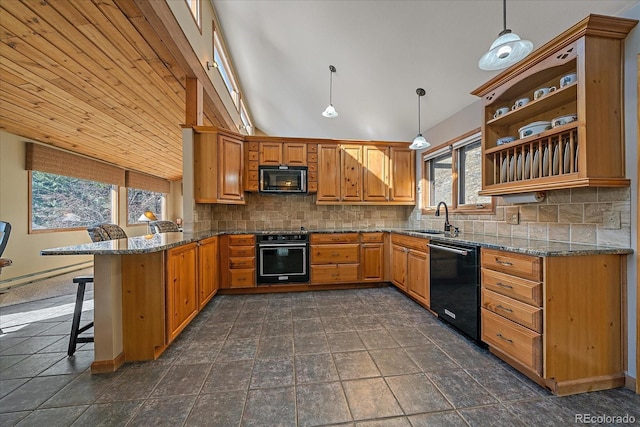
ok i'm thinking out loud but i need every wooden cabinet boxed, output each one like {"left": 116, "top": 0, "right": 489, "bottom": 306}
{"left": 360, "top": 233, "right": 384, "bottom": 282}
{"left": 220, "top": 234, "right": 256, "bottom": 289}
{"left": 166, "top": 243, "right": 198, "bottom": 343}
{"left": 341, "top": 145, "right": 363, "bottom": 202}
{"left": 363, "top": 146, "right": 389, "bottom": 202}
{"left": 198, "top": 236, "right": 218, "bottom": 310}
{"left": 310, "top": 233, "right": 359, "bottom": 284}
{"left": 259, "top": 140, "right": 307, "bottom": 166}
{"left": 193, "top": 127, "right": 245, "bottom": 204}
{"left": 317, "top": 144, "right": 341, "bottom": 202}
{"left": 481, "top": 247, "right": 625, "bottom": 395}
{"left": 390, "top": 234, "right": 429, "bottom": 307}
{"left": 472, "top": 15, "right": 637, "bottom": 196}
{"left": 390, "top": 147, "right": 415, "bottom": 202}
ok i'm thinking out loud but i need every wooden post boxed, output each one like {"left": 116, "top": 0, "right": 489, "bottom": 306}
{"left": 186, "top": 78, "right": 203, "bottom": 126}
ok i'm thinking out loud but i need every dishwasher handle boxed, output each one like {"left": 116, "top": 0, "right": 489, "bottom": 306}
{"left": 427, "top": 243, "right": 469, "bottom": 256}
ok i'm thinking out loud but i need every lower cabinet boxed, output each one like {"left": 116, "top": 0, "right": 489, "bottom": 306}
{"left": 198, "top": 236, "right": 219, "bottom": 309}
{"left": 221, "top": 234, "right": 256, "bottom": 288}
{"left": 310, "top": 233, "right": 360, "bottom": 284}
{"left": 481, "top": 247, "right": 624, "bottom": 396}
{"left": 166, "top": 243, "right": 198, "bottom": 343}
{"left": 360, "top": 233, "right": 384, "bottom": 282}
{"left": 390, "top": 234, "right": 430, "bottom": 307}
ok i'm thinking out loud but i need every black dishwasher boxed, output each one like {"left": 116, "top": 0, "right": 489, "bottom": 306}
{"left": 428, "top": 241, "right": 481, "bottom": 343}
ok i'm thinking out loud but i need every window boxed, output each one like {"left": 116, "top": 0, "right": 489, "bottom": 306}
{"left": 423, "top": 130, "right": 494, "bottom": 214}
{"left": 127, "top": 188, "right": 164, "bottom": 225}
{"left": 30, "top": 171, "right": 115, "bottom": 232}
{"left": 239, "top": 100, "right": 252, "bottom": 133}
{"left": 185, "top": 0, "right": 201, "bottom": 30}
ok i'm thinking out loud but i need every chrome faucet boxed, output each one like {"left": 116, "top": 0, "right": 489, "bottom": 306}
{"left": 435, "top": 201, "right": 451, "bottom": 233}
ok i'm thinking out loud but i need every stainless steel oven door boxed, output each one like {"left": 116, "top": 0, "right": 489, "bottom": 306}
{"left": 257, "top": 243, "right": 309, "bottom": 284}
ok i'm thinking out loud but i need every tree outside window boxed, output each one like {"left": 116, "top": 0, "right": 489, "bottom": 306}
{"left": 127, "top": 188, "right": 164, "bottom": 225}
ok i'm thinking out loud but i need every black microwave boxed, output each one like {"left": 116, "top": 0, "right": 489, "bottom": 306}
{"left": 259, "top": 166, "right": 307, "bottom": 194}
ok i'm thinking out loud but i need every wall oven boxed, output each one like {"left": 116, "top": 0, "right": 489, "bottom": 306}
{"left": 428, "top": 241, "right": 482, "bottom": 343}
{"left": 256, "top": 234, "right": 309, "bottom": 284}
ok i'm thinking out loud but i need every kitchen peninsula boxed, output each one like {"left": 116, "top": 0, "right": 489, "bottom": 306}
{"left": 42, "top": 229, "right": 630, "bottom": 395}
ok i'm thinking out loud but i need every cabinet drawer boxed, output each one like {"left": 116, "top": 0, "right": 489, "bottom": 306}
{"left": 248, "top": 171, "right": 259, "bottom": 181}
{"left": 308, "top": 182, "right": 318, "bottom": 192}
{"left": 482, "top": 289, "right": 542, "bottom": 333}
{"left": 482, "top": 268, "right": 542, "bottom": 307}
{"left": 308, "top": 172, "right": 318, "bottom": 182}
{"left": 482, "top": 309, "right": 542, "bottom": 375}
{"left": 229, "top": 269, "right": 255, "bottom": 288}
{"left": 308, "top": 163, "right": 318, "bottom": 172}
{"left": 391, "top": 234, "right": 428, "bottom": 252}
{"left": 308, "top": 153, "right": 318, "bottom": 163}
{"left": 248, "top": 161, "right": 259, "bottom": 171}
{"left": 361, "top": 232, "right": 384, "bottom": 243}
{"left": 311, "top": 233, "right": 359, "bottom": 244}
{"left": 247, "top": 142, "right": 259, "bottom": 151}
{"left": 229, "top": 235, "right": 255, "bottom": 246}
{"left": 307, "top": 144, "right": 318, "bottom": 153}
{"left": 229, "top": 246, "right": 255, "bottom": 257}
{"left": 311, "top": 264, "right": 359, "bottom": 284}
{"left": 311, "top": 244, "right": 359, "bottom": 264}
{"left": 248, "top": 151, "right": 259, "bottom": 161}
{"left": 229, "top": 257, "right": 255, "bottom": 269}
{"left": 482, "top": 248, "right": 541, "bottom": 281}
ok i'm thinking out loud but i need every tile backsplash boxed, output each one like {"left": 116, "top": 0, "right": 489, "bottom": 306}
{"left": 193, "top": 187, "right": 631, "bottom": 247}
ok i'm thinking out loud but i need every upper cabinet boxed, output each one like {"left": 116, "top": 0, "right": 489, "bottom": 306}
{"left": 472, "top": 15, "right": 637, "bottom": 196}
{"left": 193, "top": 127, "right": 245, "bottom": 204}
{"left": 317, "top": 142, "right": 415, "bottom": 205}
{"left": 258, "top": 140, "right": 307, "bottom": 166}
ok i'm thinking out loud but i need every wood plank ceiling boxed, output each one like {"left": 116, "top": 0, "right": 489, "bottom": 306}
{"left": 0, "top": 0, "right": 226, "bottom": 181}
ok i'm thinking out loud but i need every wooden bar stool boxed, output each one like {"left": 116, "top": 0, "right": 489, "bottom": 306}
{"left": 68, "top": 275, "right": 94, "bottom": 356}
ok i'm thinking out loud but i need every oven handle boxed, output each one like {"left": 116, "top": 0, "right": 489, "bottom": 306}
{"left": 258, "top": 243, "right": 308, "bottom": 248}
{"left": 427, "top": 243, "right": 468, "bottom": 256}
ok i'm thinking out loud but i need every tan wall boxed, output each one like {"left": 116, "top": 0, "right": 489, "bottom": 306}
{"left": 0, "top": 133, "right": 181, "bottom": 288}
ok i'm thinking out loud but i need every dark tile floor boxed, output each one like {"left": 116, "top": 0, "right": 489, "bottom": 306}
{"left": 0, "top": 286, "right": 638, "bottom": 426}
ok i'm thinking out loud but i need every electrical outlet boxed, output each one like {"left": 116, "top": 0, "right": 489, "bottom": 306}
{"left": 505, "top": 207, "right": 519, "bottom": 225}
{"left": 603, "top": 211, "right": 621, "bottom": 229}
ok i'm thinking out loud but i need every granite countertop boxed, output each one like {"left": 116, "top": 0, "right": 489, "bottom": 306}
{"left": 41, "top": 228, "right": 632, "bottom": 257}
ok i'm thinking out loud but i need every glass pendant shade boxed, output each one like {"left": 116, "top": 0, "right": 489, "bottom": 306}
{"left": 479, "top": 30, "right": 533, "bottom": 70}
{"left": 322, "top": 104, "right": 338, "bottom": 118}
{"left": 409, "top": 134, "right": 429, "bottom": 150}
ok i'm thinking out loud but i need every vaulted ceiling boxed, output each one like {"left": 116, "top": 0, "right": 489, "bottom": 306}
{"left": 1, "top": 1, "right": 637, "bottom": 182}
{"left": 0, "top": 0, "right": 231, "bottom": 181}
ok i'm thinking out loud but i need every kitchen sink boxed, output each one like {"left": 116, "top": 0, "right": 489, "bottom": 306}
{"left": 404, "top": 229, "right": 445, "bottom": 235}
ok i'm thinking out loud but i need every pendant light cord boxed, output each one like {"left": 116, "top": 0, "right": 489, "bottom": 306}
{"left": 417, "top": 94, "right": 421, "bottom": 134}
{"left": 503, "top": 0, "right": 507, "bottom": 32}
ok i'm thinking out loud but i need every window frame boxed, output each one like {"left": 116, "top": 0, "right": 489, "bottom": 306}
{"left": 184, "top": 0, "right": 202, "bottom": 32}
{"left": 421, "top": 129, "right": 495, "bottom": 215}
{"left": 28, "top": 171, "right": 118, "bottom": 234}
{"left": 125, "top": 187, "right": 166, "bottom": 227}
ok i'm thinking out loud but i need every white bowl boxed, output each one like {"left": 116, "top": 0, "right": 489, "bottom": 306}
{"left": 551, "top": 114, "right": 577, "bottom": 128}
{"left": 518, "top": 121, "right": 551, "bottom": 139}
{"left": 496, "top": 136, "right": 516, "bottom": 146}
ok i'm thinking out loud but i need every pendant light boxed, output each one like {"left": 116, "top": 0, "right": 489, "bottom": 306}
{"left": 478, "top": 0, "right": 533, "bottom": 71}
{"left": 322, "top": 65, "right": 338, "bottom": 118}
{"left": 409, "top": 88, "right": 430, "bottom": 150}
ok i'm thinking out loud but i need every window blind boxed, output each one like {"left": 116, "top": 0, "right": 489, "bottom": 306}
{"left": 125, "top": 170, "right": 170, "bottom": 194}
{"left": 25, "top": 142, "right": 125, "bottom": 186}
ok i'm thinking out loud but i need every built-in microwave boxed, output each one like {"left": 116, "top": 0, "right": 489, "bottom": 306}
{"left": 259, "top": 166, "right": 307, "bottom": 194}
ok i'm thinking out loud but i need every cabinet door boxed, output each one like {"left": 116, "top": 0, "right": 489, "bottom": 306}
{"left": 283, "top": 143, "right": 307, "bottom": 166}
{"left": 198, "top": 237, "right": 218, "bottom": 310}
{"left": 193, "top": 132, "right": 218, "bottom": 203}
{"left": 259, "top": 142, "right": 282, "bottom": 165}
{"left": 166, "top": 243, "right": 198, "bottom": 343}
{"left": 361, "top": 243, "right": 384, "bottom": 282}
{"left": 218, "top": 135, "right": 244, "bottom": 201}
{"left": 341, "top": 145, "right": 363, "bottom": 201}
{"left": 363, "top": 146, "right": 389, "bottom": 202}
{"left": 317, "top": 145, "right": 341, "bottom": 202}
{"left": 407, "top": 249, "right": 429, "bottom": 307}
{"left": 391, "top": 244, "right": 407, "bottom": 291}
{"left": 390, "top": 148, "right": 415, "bottom": 202}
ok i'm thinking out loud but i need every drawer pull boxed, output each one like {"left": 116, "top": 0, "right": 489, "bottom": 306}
{"left": 495, "top": 258, "right": 513, "bottom": 266}
{"left": 331, "top": 252, "right": 340, "bottom": 257}
{"left": 496, "top": 282, "right": 513, "bottom": 289}
{"left": 496, "top": 305, "right": 513, "bottom": 313}
{"left": 496, "top": 333, "right": 513, "bottom": 343}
